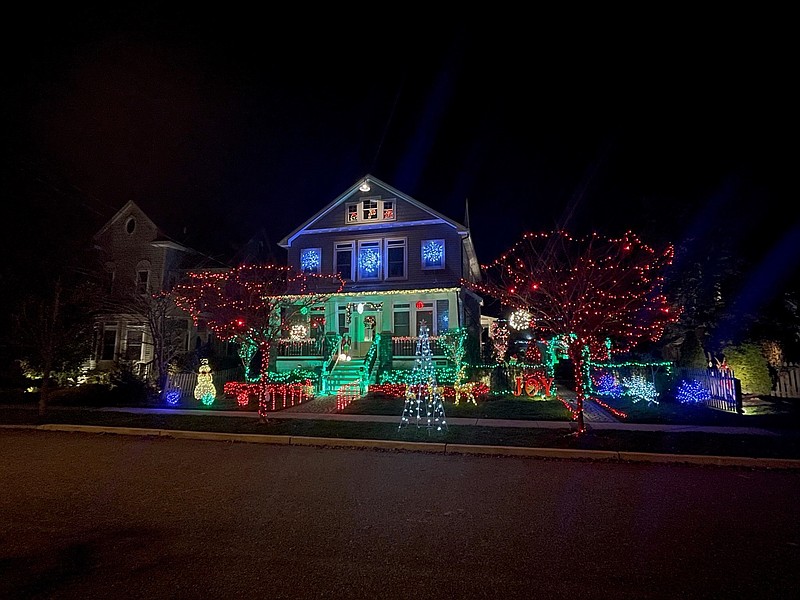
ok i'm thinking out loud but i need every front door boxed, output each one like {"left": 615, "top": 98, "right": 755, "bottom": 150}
{"left": 350, "top": 311, "right": 379, "bottom": 357}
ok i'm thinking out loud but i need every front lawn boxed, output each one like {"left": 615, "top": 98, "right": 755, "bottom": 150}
{"left": 340, "top": 393, "right": 572, "bottom": 421}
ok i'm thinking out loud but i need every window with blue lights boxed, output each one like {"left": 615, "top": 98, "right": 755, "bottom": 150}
{"left": 300, "top": 248, "right": 321, "bottom": 274}
{"left": 358, "top": 241, "right": 382, "bottom": 281}
{"left": 421, "top": 239, "right": 445, "bottom": 270}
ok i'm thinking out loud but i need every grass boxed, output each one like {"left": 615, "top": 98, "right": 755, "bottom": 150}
{"left": 2, "top": 388, "right": 800, "bottom": 461}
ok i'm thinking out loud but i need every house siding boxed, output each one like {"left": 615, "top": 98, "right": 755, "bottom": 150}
{"left": 304, "top": 185, "right": 434, "bottom": 231}
{"left": 288, "top": 223, "right": 463, "bottom": 291}
{"left": 95, "top": 206, "right": 168, "bottom": 295}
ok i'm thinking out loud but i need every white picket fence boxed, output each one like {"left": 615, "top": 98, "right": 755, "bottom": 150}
{"left": 774, "top": 363, "right": 800, "bottom": 398}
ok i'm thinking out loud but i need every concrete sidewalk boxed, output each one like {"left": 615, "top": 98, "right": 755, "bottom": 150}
{"left": 98, "top": 402, "right": 780, "bottom": 436}
{"left": 6, "top": 395, "right": 798, "bottom": 469}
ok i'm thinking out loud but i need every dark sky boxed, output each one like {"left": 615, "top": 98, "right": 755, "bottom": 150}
{"left": 4, "top": 7, "right": 796, "bottom": 274}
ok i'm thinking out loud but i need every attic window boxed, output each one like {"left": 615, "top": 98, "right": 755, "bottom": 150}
{"left": 345, "top": 197, "right": 397, "bottom": 224}
{"left": 125, "top": 217, "right": 137, "bottom": 234}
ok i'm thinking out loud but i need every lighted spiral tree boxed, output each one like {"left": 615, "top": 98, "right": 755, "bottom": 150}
{"left": 173, "top": 264, "right": 345, "bottom": 420}
{"left": 464, "top": 230, "right": 680, "bottom": 433}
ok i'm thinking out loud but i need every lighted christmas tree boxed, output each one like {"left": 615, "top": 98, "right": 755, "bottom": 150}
{"left": 399, "top": 323, "right": 447, "bottom": 433}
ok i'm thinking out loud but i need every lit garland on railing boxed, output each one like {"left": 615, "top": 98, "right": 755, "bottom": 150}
{"left": 360, "top": 332, "right": 381, "bottom": 392}
{"left": 588, "top": 359, "right": 674, "bottom": 371}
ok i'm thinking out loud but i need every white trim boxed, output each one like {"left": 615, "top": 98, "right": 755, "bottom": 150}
{"left": 356, "top": 239, "right": 382, "bottom": 282}
{"left": 334, "top": 241, "right": 355, "bottom": 281}
{"left": 384, "top": 237, "right": 407, "bottom": 281}
{"left": 278, "top": 174, "right": 470, "bottom": 248}
{"left": 285, "top": 218, "right": 466, "bottom": 247}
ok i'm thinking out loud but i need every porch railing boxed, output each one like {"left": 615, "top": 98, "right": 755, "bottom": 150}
{"left": 275, "top": 338, "right": 324, "bottom": 357}
{"left": 391, "top": 336, "right": 444, "bottom": 357}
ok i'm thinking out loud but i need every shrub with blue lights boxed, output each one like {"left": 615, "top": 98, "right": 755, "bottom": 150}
{"left": 676, "top": 379, "right": 711, "bottom": 404}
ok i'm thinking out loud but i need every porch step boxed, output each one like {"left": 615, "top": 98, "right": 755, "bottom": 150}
{"left": 326, "top": 361, "right": 368, "bottom": 389}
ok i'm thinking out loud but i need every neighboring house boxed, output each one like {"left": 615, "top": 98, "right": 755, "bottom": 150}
{"left": 275, "top": 174, "right": 485, "bottom": 381}
{"left": 88, "top": 200, "right": 228, "bottom": 381}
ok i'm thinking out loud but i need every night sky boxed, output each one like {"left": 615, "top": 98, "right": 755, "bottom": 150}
{"left": 4, "top": 7, "right": 796, "bottom": 277}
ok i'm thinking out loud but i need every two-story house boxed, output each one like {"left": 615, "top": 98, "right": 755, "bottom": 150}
{"left": 89, "top": 200, "right": 229, "bottom": 382}
{"left": 276, "top": 175, "right": 484, "bottom": 381}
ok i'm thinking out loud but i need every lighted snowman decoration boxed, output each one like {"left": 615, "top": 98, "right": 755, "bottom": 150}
{"left": 194, "top": 358, "right": 217, "bottom": 406}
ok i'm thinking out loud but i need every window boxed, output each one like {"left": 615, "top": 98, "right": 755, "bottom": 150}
{"left": 344, "top": 197, "right": 397, "bottom": 224}
{"left": 335, "top": 242, "right": 354, "bottom": 280}
{"left": 393, "top": 303, "right": 410, "bottom": 336}
{"left": 125, "top": 327, "right": 144, "bottom": 361}
{"left": 436, "top": 299, "right": 449, "bottom": 334}
{"left": 300, "top": 248, "right": 321, "bottom": 274}
{"left": 125, "top": 217, "right": 136, "bottom": 234}
{"left": 176, "top": 319, "right": 190, "bottom": 352}
{"left": 101, "top": 325, "right": 118, "bottom": 360}
{"left": 337, "top": 305, "right": 349, "bottom": 335}
{"left": 422, "top": 239, "right": 445, "bottom": 270}
{"left": 105, "top": 262, "right": 116, "bottom": 293}
{"left": 358, "top": 240, "right": 382, "bottom": 281}
{"left": 415, "top": 301, "right": 434, "bottom": 335}
{"left": 385, "top": 238, "right": 407, "bottom": 279}
{"left": 136, "top": 270, "right": 150, "bottom": 294}
{"left": 362, "top": 198, "right": 379, "bottom": 221}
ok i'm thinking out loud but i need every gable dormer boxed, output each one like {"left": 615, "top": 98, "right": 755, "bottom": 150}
{"left": 278, "top": 175, "right": 481, "bottom": 287}
{"left": 279, "top": 175, "right": 469, "bottom": 243}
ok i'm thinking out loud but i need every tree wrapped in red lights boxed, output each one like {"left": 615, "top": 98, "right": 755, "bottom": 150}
{"left": 465, "top": 230, "right": 680, "bottom": 433}
{"left": 173, "top": 264, "right": 345, "bottom": 420}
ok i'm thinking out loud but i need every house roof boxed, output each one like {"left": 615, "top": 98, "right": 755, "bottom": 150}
{"left": 93, "top": 200, "right": 230, "bottom": 268}
{"left": 277, "top": 174, "right": 470, "bottom": 248}
{"left": 93, "top": 200, "right": 187, "bottom": 249}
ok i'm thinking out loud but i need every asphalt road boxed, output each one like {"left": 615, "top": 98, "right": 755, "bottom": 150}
{"left": 2, "top": 430, "right": 799, "bottom": 599}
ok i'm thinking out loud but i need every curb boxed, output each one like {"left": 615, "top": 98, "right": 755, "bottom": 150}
{"left": 12, "top": 423, "right": 800, "bottom": 469}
